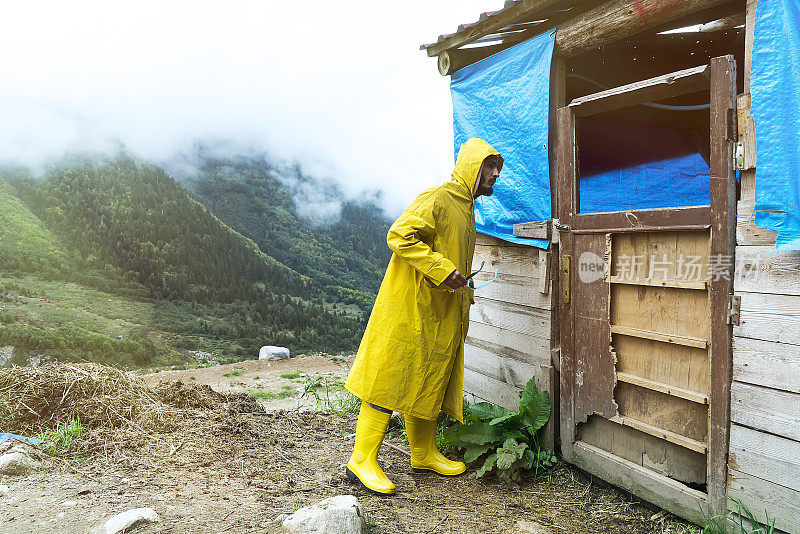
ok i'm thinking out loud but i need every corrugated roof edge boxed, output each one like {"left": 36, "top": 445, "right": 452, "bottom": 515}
{"left": 420, "top": 1, "right": 520, "bottom": 50}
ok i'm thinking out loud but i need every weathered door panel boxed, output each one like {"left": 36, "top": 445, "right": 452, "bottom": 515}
{"left": 572, "top": 232, "right": 617, "bottom": 424}
{"left": 558, "top": 56, "right": 737, "bottom": 523}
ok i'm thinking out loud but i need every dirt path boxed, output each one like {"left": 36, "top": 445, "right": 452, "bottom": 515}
{"left": 0, "top": 357, "right": 697, "bottom": 534}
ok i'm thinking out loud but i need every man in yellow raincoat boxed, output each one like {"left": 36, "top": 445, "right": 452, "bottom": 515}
{"left": 344, "top": 138, "right": 502, "bottom": 495}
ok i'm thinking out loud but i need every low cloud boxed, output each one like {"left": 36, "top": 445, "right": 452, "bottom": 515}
{"left": 0, "top": 1, "right": 504, "bottom": 217}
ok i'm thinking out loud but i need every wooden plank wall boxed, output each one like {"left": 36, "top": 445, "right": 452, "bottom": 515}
{"left": 727, "top": 1, "right": 800, "bottom": 531}
{"left": 465, "top": 233, "right": 555, "bottom": 449}
{"left": 728, "top": 241, "right": 800, "bottom": 533}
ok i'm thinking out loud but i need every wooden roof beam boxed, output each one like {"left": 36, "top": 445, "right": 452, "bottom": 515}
{"left": 556, "top": 0, "right": 738, "bottom": 58}
{"left": 425, "top": 0, "right": 563, "bottom": 57}
{"left": 430, "top": 0, "right": 740, "bottom": 76}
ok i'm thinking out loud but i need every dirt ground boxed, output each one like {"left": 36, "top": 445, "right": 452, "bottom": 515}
{"left": 1, "top": 355, "right": 697, "bottom": 534}
{"left": 140, "top": 354, "right": 352, "bottom": 412}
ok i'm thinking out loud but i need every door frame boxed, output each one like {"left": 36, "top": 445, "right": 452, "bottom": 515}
{"left": 556, "top": 56, "right": 737, "bottom": 521}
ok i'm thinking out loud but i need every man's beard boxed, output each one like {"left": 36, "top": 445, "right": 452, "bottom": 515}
{"left": 477, "top": 184, "right": 494, "bottom": 196}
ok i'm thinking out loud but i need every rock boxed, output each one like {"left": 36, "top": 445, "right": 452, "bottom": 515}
{"left": 0, "top": 452, "right": 39, "bottom": 475}
{"left": 282, "top": 495, "right": 366, "bottom": 534}
{"left": 0, "top": 440, "right": 42, "bottom": 475}
{"left": 259, "top": 345, "right": 290, "bottom": 361}
{"left": 0, "top": 484, "right": 9, "bottom": 495}
{"left": 0, "top": 345, "right": 13, "bottom": 366}
{"left": 103, "top": 508, "right": 160, "bottom": 534}
{"left": 508, "top": 520, "right": 552, "bottom": 534}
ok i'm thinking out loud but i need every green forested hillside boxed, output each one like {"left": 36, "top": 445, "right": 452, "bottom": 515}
{"left": 15, "top": 157, "right": 309, "bottom": 303}
{"left": 0, "top": 178, "right": 71, "bottom": 277}
{"left": 184, "top": 154, "right": 392, "bottom": 311}
{"left": 1, "top": 156, "right": 372, "bottom": 366}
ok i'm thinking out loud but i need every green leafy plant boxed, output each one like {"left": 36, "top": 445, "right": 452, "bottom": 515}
{"left": 38, "top": 416, "right": 85, "bottom": 458}
{"left": 301, "top": 373, "right": 360, "bottom": 414}
{"left": 222, "top": 368, "right": 245, "bottom": 377}
{"left": 444, "top": 377, "right": 555, "bottom": 481}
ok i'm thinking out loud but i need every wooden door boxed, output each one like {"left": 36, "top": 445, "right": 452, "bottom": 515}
{"left": 557, "top": 56, "right": 737, "bottom": 523}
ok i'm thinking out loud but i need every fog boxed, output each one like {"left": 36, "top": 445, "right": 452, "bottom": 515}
{"left": 0, "top": 1, "right": 505, "bottom": 216}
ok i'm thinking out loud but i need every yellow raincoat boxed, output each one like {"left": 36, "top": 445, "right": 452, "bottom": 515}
{"left": 345, "top": 139, "right": 502, "bottom": 423}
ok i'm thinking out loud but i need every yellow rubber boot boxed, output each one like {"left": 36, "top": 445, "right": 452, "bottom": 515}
{"left": 346, "top": 402, "right": 396, "bottom": 495}
{"left": 405, "top": 414, "right": 466, "bottom": 476}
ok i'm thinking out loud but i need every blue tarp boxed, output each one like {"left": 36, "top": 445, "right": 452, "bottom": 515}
{"left": 451, "top": 31, "right": 555, "bottom": 249}
{"left": 752, "top": 0, "right": 800, "bottom": 250}
{"left": 579, "top": 153, "right": 710, "bottom": 213}
{"left": 577, "top": 117, "right": 711, "bottom": 212}
{"left": 0, "top": 433, "right": 40, "bottom": 444}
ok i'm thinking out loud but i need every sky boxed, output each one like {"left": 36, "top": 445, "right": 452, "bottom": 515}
{"left": 0, "top": 0, "right": 506, "bottom": 215}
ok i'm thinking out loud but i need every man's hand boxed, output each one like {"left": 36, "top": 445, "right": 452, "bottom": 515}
{"left": 443, "top": 270, "right": 468, "bottom": 289}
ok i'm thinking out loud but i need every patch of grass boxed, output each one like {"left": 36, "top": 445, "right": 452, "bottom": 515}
{"left": 730, "top": 499, "right": 776, "bottom": 534}
{"left": 38, "top": 416, "right": 85, "bottom": 459}
{"left": 279, "top": 370, "right": 302, "bottom": 379}
{"left": 253, "top": 375, "right": 260, "bottom": 380}
{"left": 248, "top": 388, "right": 298, "bottom": 401}
{"left": 290, "top": 495, "right": 306, "bottom": 513}
{"left": 698, "top": 499, "right": 777, "bottom": 534}
{"left": 222, "top": 368, "right": 245, "bottom": 377}
{"left": 700, "top": 509, "right": 727, "bottom": 534}
{"left": 301, "top": 373, "right": 359, "bottom": 414}
{"left": 0, "top": 275, "right": 189, "bottom": 369}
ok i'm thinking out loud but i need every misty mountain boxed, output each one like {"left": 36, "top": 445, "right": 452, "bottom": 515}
{"left": 1, "top": 155, "right": 372, "bottom": 362}
{"left": 173, "top": 148, "right": 393, "bottom": 311}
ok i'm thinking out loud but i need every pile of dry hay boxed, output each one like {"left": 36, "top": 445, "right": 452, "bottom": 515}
{"left": 0, "top": 362, "right": 260, "bottom": 437}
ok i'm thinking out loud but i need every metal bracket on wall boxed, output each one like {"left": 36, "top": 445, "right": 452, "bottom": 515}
{"left": 727, "top": 295, "right": 742, "bottom": 325}
{"left": 554, "top": 220, "right": 572, "bottom": 232}
{"left": 734, "top": 141, "right": 745, "bottom": 170}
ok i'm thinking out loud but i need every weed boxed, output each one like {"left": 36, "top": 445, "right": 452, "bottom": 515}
{"left": 248, "top": 389, "right": 298, "bottom": 401}
{"left": 280, "top": 371, "right": 303, "bottom": 379}
{"left": 301, "top": 373, "right": 359, "bottom": 414}
{"left": 444, "top": 376, "right": 555, "bottom": 481}
{"left": 253, "top": 375, "right": 260, "bottom": 380}
{"left": 699, "top": 508, "right": 728, "bottom": 534}
{"left": 38, "top": 416, "right": 85, "bottom": 458}
{"left": 222, "top": 368, "right": 245, "bottom": 377}
{"left": 698, "top": 499, "right": 777, "bottom": 534}
{"left": 190, "top": 376, "right": 196, "bottom": 381}
{"left": 730, "top": 499, "right": 776, "bottom": 534}
{"left": 290, "top": 495, "right": 306, "bottom": 512}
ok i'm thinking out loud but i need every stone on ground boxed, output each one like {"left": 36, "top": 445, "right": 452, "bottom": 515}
{"left": 103, "top": 508, "right": 160, "bottom": 534}
{"left": 282, "top": 495, "right": 366, "bottom": 534}
{"left": 259, "top": 345, "right": 290, "bottom": 360}
{"left": 507, "top": 519, "right": 552, "bottom": 534}
{"left": 0, "top": 440, "right": 42, "bottom": 475}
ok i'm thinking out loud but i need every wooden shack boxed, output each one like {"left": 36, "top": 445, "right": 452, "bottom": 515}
{"left": 423, "top": 0, "right": 800, "bottom": 531}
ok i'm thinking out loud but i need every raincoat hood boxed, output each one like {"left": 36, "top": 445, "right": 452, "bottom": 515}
{"left": 451, "top": 138, "right": 503, "bottom": 195}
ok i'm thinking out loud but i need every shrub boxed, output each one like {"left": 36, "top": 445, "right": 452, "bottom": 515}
{"left": 444, "top": 376, "right": 556, "bottom": 481}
